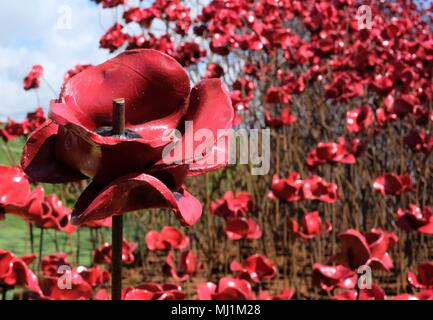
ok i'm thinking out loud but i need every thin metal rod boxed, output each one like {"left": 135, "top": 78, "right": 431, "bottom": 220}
{"left": 112, "top": 98, "right": 125, "bottom": 135}
{"left": 111, "top": 98, "right": 125, "bottom": 300}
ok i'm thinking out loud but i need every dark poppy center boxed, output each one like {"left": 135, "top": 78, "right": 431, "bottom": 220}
{"left": 95, "top": 126, "right": 143, "bottom": 139}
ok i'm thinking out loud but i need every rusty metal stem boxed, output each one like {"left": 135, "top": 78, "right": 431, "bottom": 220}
{"left": 111, "top": 98, "right": 125, "bottom": 300}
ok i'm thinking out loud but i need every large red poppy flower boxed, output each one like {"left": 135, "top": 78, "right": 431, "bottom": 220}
{"left": 0, "top": 249, "right": 41, "bottom": 294}
{"left": 230, "top": 254, "right": 277, "bottom": 283}
{"left": 289, "top": 211, "right": 331, "bottom": 239}
{"left": 23, "top": 65, "right": 43, "bottom": 91}
{"left": 93, "top": 240, "right": 137, "bottom": 265}
{"left": 225, "top": 217, "right": 262, "bottom": 240}
{"left": 146, "top": 226, "right": 189, "bottom": 251}
{"left": 408, "top": 262, "right": 433, "bottom": 289}
{"left": 336, "top": 229, "right": 398, "bottom": 271}
{"left": 312, "top": 263, "right": 357, "bottom": 291}
{"left": 22, "top": 49, "right": 233, "bottom": 227}
{"left": 197, "top": 277, "right": 254, "bottom": 300}
{"left": 163, "top": 250, "right": 198, "bottom": 282}
{"left": 396, "top": 204, "right": 433, "bottom": 234}
{"left": 211, "top": 191, "right": 255, "bottom": 219}
{"left": 373, "top": 173, "right": 413, "bottom": 196}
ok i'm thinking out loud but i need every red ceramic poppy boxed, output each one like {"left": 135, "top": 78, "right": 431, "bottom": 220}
{"left": 23, "top": 65, "right": 43, "bottom": 91}
{"left": 396, "top": 204, "right": 433, "bottom": 234}
{"left": 408, "top": 262, "right": 433, "bottom": 289}
{"left": 302, "top": 175, "right": 338, "bottom": 203}
{"left": 404, "top": 129, "right": 433, "bottom": 154}
{"left": 373, "top": 173, "right": 413, "bottom": 196}
{"left": 264, "top": 107, "right": 297, "bottom": 128}
{"left": 345, "top": 105, "right": 374, "bottom": 133}
{"left": 22, "top": 49, "right": 233, "bottom": 227}
{"left": 390, "top": 290, "right": 433, "bottom": 300}
{"left": 225, "top": 217, "right": 262, "bottom": 240}
{"left": 64, "top": 64, "right": 92, "bottom": 83}
{"left": 41, "top": 253, "right": 70, "bottom": 277}
{"left": 268, "top": 172, "right": 304, "bottom": 202}
{"left": 145, "top": 226, "right": 189, "bottom": 251}
{"left": 211, "top": 191, "right": 255, "bottom": 219}
{"left": 0, "top": 165, "right": 32, "bottom": 210}
{"left": 336, "top": 229, "right": 398, "bottom": 271}
{"left": 80, "top": 217, "right": 112, "bottom": 229}
{"left": 205, "top": 63, "right": 224, "bottom": 78}
{"left": 289, "top": 211, "right": 332, "bottom": 239}
{"left": 230, "top": 254, "right": 277, "bottom": 283}
{"left": 196, "top": 277, "right": 254, "bottom": 300}
{"left": 332, "top": 284, "right": 385, "bottom": 300}
{"left": 163, "top": 250, "right": 198, "bottom": 282}
{"left": 0, "top": 249, "right": 41, "bottom": 294}
{"left": 307, "top": 141, "right": 356, "bottom": 169}
{"left": 122, "top": 283, "right": 186, "bottom": 300}
{"left": 77, "top": 265, "right": 111, "bottom": 288}
{"left": 312, "top": 263, "right": 357, "bottom": 291}
{"left": 39, "top": 270, "right": 93, "bottom": 300}
{"left": 92, "top": 0, "right": 126, "bottom": 9}
{"left": 93, "top": 239, "right": 137, "bottom": 265}
{"left": 1, "top": 119, "right": 27, "bottom": 142}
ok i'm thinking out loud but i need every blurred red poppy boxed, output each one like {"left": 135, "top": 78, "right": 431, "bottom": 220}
{"left": 122, "top": 283, "right": 186, "bottom": 300}
{"left": 373, "top": 173, "right": 413, "bottom": 196}
{"left": 230, "top": 254, "right": 277, "bottom": 283}
{"left": 258, "top": 289, "right": 295, "bottom": 300}
{"left": 225, "top": 217, "right": 262, "bottom": 240}
{"left": 307, "top": 141, "right": 356, "bottom": 169}
{"left": 0, "top": 249, "right": 41, "bottom": 294}
{"left": 346, "top": 105, "right": 374, "bottom": 133}
{"left": 23, "top": 65, "right": 43, "bottom": 91}
{"left": 264, "top": 108, "right": 297, "bottom": 128}
{"left": 408, "top": 262, "right": 433, "bottom": 289}
{"left": 163, "top": 250, "right": 198, "bottom": 282}
{"left": 93, "top": 240, "right": 137, "bottom": 265}
{"left": 332, "top": 284, "right": 385, "bottom": 300}
{"left": 39, "top": 270, "right": 93, "bottom": 300}
{"left": 146, "top": 226, "right": 189, "bottom": 251}
{"left": 211, "top": 191, "right": 254, "bottom": 219}
{"left": 336, "top": 229, "right": 398, "bottom": 271}
{"left": 396, "top": 204, "right": 433, "bottom": 234}
{"left": 289, "top": 211, "right": 331, "bottom": 239}
{"left": 268, "top": 172, "right": 304, "bottom": 202}
{"left": 197, "top": 277, "right": 254, "bottom": 300}
{"left": 41, "top": 253, "right": 70, "bottom": 277}
{"left": 404, "top": 129, "right": 433, "bottom": 154}
{"left": 312, "top": 263, "right": 357, "bottom": 291}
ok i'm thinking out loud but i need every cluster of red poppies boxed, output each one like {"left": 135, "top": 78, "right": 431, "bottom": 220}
{"left": 0, "top": 108, "right": 46, "bottom": 142}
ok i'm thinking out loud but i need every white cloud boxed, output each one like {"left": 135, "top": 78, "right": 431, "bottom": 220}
{"left": 0, "top": 0, "right": 123, "bottom": 120}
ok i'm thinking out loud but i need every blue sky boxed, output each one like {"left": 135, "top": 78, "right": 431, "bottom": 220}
{"left": 0, "top": 0, "right": 136, "bottom": 121}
